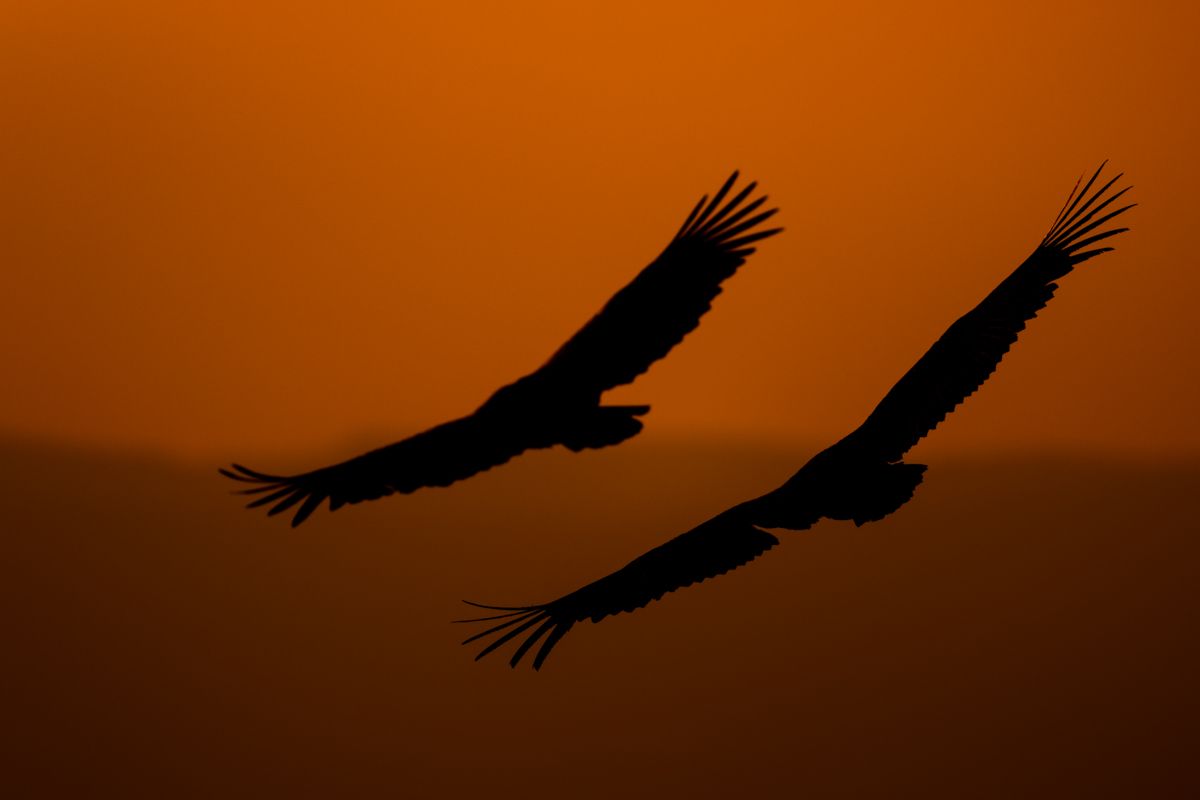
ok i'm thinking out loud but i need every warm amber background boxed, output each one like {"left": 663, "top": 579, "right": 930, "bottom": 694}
{"left": 3, "top": 1, "right": 1199, "bottom": 797}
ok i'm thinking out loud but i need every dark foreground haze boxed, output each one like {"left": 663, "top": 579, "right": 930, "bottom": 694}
{"left": 2, "top": 438, "right": 1196, "bottom": 798}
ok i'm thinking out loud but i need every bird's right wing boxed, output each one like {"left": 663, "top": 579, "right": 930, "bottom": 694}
{"left": 458, "top": 508, "right": 782, "bottom": 670}
{"left": 532, "top": 172, "right": 782, "bottom": 396}
{"left": 831, "top": 163, "right": 1133, "bottom": 464}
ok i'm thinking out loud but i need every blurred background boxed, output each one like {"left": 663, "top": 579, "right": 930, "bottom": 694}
{"left": 2, "top": 1, "right": 1197, "bottom": 797}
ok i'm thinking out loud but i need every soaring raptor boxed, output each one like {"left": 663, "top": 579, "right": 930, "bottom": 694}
{"left": 223, "top": 173, "right": 780, "bottom": 526}
{"left": 461, "top": 163, "right": 1134, "bottom": 670}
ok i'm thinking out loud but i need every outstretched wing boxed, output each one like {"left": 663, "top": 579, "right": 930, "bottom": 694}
{"left": 220, "top": 415, "right": 528, "bottom": 527}
{"left": 834, "top": 163, "right": 1133, "bottom": 464}
{"left": 534, "top": 172, "right": 782, "bottom": 396}
{"left": 457, "top": 508, "right": 781, "bottom": 669}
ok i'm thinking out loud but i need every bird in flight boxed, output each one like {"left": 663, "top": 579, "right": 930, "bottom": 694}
{"left": 222, "top": 173, "right": 781, "bottom": 526}
{"left": 460, "top": 163, "right": 1134, "bottom": 670}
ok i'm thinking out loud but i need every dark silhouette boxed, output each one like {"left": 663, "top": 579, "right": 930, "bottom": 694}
{"left": 222, "top": 173, "right": 781, "bottom": 526}
{"left": 460, "top": 163, "right": 1134, "bottom": 670}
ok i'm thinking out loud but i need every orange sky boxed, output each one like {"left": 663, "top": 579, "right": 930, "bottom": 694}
{"left": 3, "top": 0, "right": 1198, "bottom": 462}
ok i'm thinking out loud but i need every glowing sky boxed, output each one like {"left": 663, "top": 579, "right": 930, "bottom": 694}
{"left": 3, "top": 0, "right": 1197, "bottom": 460}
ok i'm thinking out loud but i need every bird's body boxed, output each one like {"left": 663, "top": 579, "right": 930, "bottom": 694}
{"left": 461, "top": 163, "right": 1134, "bottom": 670}
{"left": 223, "top": 173, "right": 781, "bottom": 526}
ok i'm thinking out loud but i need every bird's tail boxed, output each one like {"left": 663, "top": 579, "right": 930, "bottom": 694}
{"left": 849, "top": 462, "right": 927, "bottom": 526}
{"left": 560, "top": 405, "right": 650, "bottom": 452}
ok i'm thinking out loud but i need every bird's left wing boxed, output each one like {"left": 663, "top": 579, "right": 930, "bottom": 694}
{"left": 457, "top": 508, "right": 781, "bottom": 669}
{"left": 531, "top": 172, "right": 781, "bottom": 396}
{"left": 833, "top": 163, "right": 1133, "bottom": 464}
{"left": 220, "top": 415, "right": 525, "bottom": 527}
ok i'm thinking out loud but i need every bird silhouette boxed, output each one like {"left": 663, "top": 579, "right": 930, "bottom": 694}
{"left": 222, "top": 173, "right": 781, "bottom": 526}
{"left": 460, "top": 163, "right": 1134, "bottom": 670}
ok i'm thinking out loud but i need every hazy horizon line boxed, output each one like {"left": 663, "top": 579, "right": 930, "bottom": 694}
{"left": 3, "top": 428, "right": 1198, "bottom": 474}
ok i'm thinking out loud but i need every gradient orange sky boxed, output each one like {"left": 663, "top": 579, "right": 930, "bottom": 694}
{"left": 3, "top": 0, "right": 1197, "bottom": 462}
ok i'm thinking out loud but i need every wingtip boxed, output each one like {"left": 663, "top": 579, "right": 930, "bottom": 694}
{"left": 219, "top": 464, "right": 253, "bottom": 481}
{"left": 461, "top": 599, "right": 531, "bottom": 611}
{"left": 221, "top": 462, "right": 287, "bottom": 483}
{"left": 453, "top": 601, "right": 536, "bottom": 624}
{"left": 1043, "top": 164, "right": 1134, "bottom": 248}
{"left": 217, "top": 466, "right": 245, "bottom": 482}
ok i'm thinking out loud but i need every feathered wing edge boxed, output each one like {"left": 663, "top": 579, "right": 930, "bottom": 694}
{"left": 1040, "top": 160, "right": 1134, "bottom": 264}
{"left": 455, "top": 512, "right": 781, "bottom": 670}
{"left": 833, "top": 163, "right": 1134, "bottom": 464}
{"left": 219, "top": 420, "right": 519, "bottom": 527}
{"left": 219, "top": 463, "right": 339, "bottom": 527}
{"left": 670, "top": 170, "right": 785, "bottom": 256}
{"left": 535, "top": 171, "right": 784, "bottom": 394}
